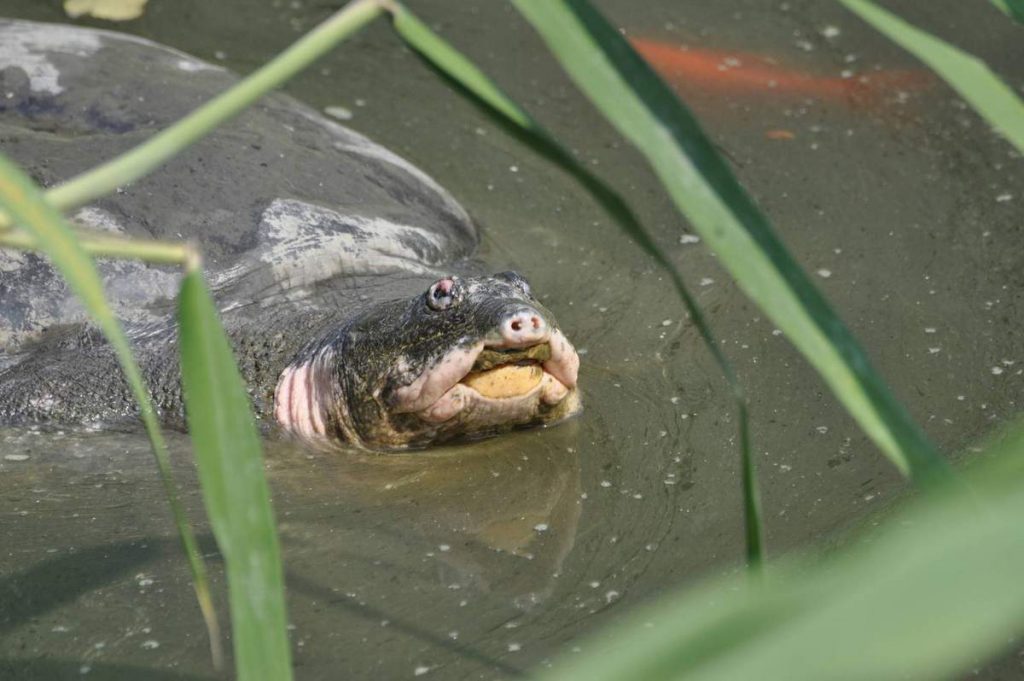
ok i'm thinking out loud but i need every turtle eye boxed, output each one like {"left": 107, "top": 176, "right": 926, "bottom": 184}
{"left": 496, "top": 271, "right": 532, "bottom": 297}
{"left": 426, "top": 277, "right": 460, "bottom": 311}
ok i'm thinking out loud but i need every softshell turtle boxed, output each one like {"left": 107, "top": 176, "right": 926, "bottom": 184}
{"left": 0, "top": 20, "right": 581, "bottom": 450}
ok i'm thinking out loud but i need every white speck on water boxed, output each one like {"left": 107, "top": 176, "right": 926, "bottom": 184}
{"left": 214, "top": 50, "right": 227, "bottom": 60}
{"left": 957, "top": 395, "right": 966, "bottom": 401}
{"left": 991, "top": 366, "right": 1005, "bottom": 375}
{"left": 508, "top": 643, "right": 522, "bottom": 652}
{"left": 679, "top": 234, "right": 701, "bottom": 245}
{"left": 324, "top": 106, "right": 353, "bottom": 120}
{"left": 448, "top": 631, "right": 459, "bottom": 640}
{"left": 795, "top": 39, "right": 814, "bottom": 51}
{"left": 1002, "top": 359, "right": 1016, "bottom": 366}
{"left": 355, "top": 98, "right": 367, "bottom": 107}
{"left": 589, "top": 580, "right": 600, "bottom": 588}
{"left": 928, "top": 347, "right": 941, "bottom": 355}
{"left": 4, "top": 454, "right": 29, "bottom": 462}
{"left": 509, "top": 165, "right": 519, "bottom": 173}
{"left": 414, "top": 666, "right": 431, "bottom": 676}
{"left": 816, "top": 425, "right": 829, "bottom": 434}
{"left": 600, "top": 480, "right": 612, "bottom": 488}
{"left": 816, "top": 268, "right": 832, "bottom": 278}
{"left": 438, "top": 544, "right": 450, "bottom": 552}
{"left": 141, "top": 640, "right": 160, "bottom": 650}
{"left": 633, "top": 493, "right": 644, "bottom": 500}
{"left": 779, "top": 464, "right": 793, "bottom": 473}
{"left": 925, "top": 327, "right": 937, "bottom": 334}
{"left": 996, "top": 192, "right": 1013, "bottom": 202}
{"left": 534, "top": 523, "right": 549, "bottom": 532}
{"left": 821, "top": 25, "right": 841, "bottom": 38}
{"left": 52, "top": 625, "right": 69, "bottom": 633}
{"left": 79, "top": 665, "right": 91, "bottom": 675}
{"left": 661, "top": 319, "right": 673, "bottom": 327}
{"left": 700, "top": 277, "right": 714, "bottom": 286}
{"left": 605, "top": 590, "right": 621, "bottom": 603}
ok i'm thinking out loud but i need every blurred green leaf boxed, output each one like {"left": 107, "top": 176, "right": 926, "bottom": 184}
{"left": 0, "top": 152, "right": 222, "bottom": 664}
{"left": 388, "top": 2, "right": 763, "bottom": 566}
{"left": 178, "top": 270, "right": 292, "bottom": 681}
{"left": 841, "top": 0, "right": 1024, "bottom": 153}
{"left": 991, "top": 0, "right": 1024, "bottom": 23}
{"left": 537, "top": 424, "right": 1024, "bottom": 681}
{"left": 510, "top": 0, "right": 950, "bottom": 483}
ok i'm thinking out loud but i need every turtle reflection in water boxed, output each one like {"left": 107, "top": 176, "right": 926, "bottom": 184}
{"left": 0, "top": 20, "right": 581, "bottom": 450}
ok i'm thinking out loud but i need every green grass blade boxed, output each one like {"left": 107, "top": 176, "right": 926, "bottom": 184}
{"left": 388, "top": 2, "right": 764, "bottom": 566}
{"left": 511, "top": 0, "right": 951, "bottom": 483}
{"left": 178, "top": 270, "right": 292, "bottom": 681}
{"left": 536, "top": 425, "right": 1024, "bottom": 681}
{"left": 0, "top": 0, "right": 382, "bottom": 232}
{"left": 990, "top": 0, "right": 1024, "bottom": 23}
{"left": 737, "top": 403, "right": 761, "bottom": 569}
{"left": 0, "top": 153, "right": 223, "bottom": 666}
{"left": 0, "top": 226, "right": 192, "bottom": 264}
{"left": 840, "top": 0, "right": 1024, "bottom": 153}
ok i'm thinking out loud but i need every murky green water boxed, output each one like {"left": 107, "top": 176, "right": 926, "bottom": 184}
{"left": 1, "top": 1, "right": 1022, "bottom": 678}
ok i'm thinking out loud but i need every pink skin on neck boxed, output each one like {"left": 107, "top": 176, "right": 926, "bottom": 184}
{"left": 274, "top": 362, "right": 327, "bottom": 440}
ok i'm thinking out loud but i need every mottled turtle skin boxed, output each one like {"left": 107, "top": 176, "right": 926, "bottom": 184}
{"left": 0, "top": 20, "right": 581, "bottom": 450}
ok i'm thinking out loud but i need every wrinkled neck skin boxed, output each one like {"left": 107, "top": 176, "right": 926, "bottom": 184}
{"left": 275, "top": 273, "right": 581, "bottom": 451}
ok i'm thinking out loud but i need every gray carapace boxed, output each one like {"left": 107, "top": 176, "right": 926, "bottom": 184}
{"left": 0, "top": 20, "right": 581, "bottom": 450}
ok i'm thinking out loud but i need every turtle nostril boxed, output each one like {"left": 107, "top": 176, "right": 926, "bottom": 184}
{"left": 503, "top": 310, "right": 547, "bottom": 343}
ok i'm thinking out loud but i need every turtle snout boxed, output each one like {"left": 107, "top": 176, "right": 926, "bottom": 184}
{"left": 500, "top": 308, "right": 548, "bottom": 346}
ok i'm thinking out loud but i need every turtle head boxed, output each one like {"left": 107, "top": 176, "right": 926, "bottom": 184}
{"left": 274, "top": 272, "right": 581, "bottom": 450}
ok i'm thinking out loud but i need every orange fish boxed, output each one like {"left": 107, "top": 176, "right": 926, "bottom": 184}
{"left": 630, "top": 37, "right": 931, "bottom": 105}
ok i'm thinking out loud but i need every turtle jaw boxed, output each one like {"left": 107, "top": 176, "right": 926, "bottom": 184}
{"left": 391, "top": 327, "right": 581, "bottom": 430}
